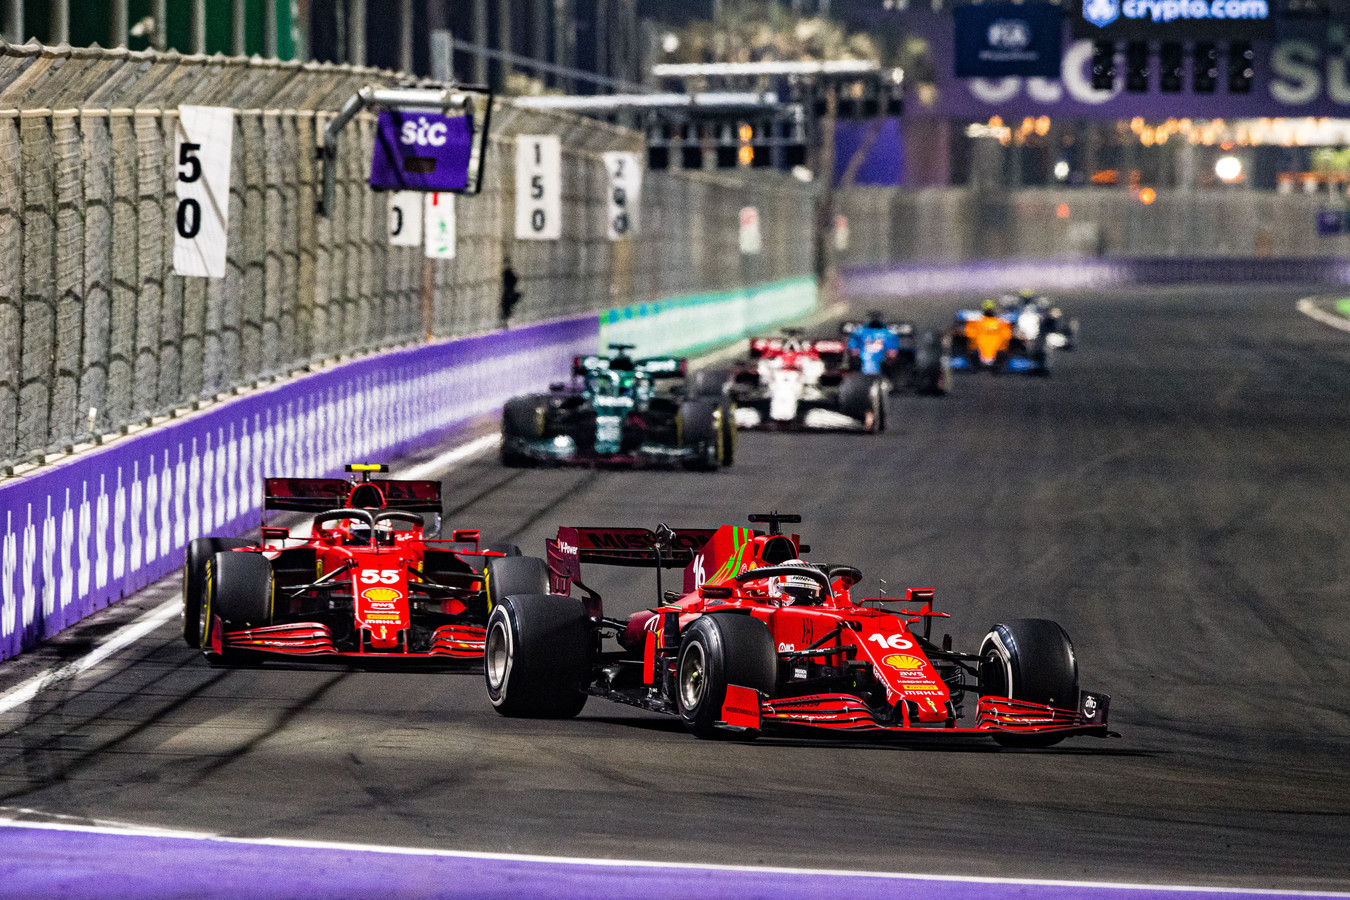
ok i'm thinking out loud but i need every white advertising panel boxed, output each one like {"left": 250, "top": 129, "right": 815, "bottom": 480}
{"left": 515, "top": 135, "right": 562, "bottom": 240}
{"left": 173, "top": 105, "right": 234, "bottom": 278}
{"left": 388, "top": 192, "right": 425, "bottom": 247}
{"left": 602, "top": 151, "right": 643, "bottom": 241}
{"left": 424, "top": 192, "right": 456, "bottom": 259}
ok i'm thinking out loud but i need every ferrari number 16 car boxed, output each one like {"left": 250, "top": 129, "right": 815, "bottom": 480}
{"left": 482, "top": 513, "right": 1114, "bottom": 747}
{"left": 181, "top": 464, "right": 548, "bottom": 665}
{"left": 501, "top": 344, "right": 735, "bottom": 469}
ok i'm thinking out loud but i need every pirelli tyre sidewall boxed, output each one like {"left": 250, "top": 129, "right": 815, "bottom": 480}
{"left": 676, "top": 613, "right": 776, "bottom": 739}
{"left": 182, "top": 537, "right": 250, "bottom": 648}
{"left": 484, "top": 594, "right": 591, "bottom": 718}
{"left": 979, "top": 618, "right": 1080, "bottom": 748}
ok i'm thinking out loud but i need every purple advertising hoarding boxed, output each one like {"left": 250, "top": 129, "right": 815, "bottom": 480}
{"left": 0, "top": 317, "right": 599, "bottom": 662}
{"left": 369, "top": 110, "right": 473, "bottom": 192}
{"left": 901, "top": 9, "right": 1350, "bottom": 120}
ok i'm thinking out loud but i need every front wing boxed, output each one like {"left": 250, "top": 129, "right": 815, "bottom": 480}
{"left": 727, "top": 689, "right": 1114, "bottom": 741}
{"left": 211, "top": 619, "right": 486, "bottom": 660}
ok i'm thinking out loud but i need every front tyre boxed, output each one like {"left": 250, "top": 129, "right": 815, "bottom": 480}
{"left": 979, "top": 618, "right": 1079, "bottom": 748}
{"left": 202, "top": 550, "right": 273, "bottom": 665}
{"left": 676, "top": 613, "right": 776, "bottom": 739}
{"left": 182, "top": 537, "right": 250, "bottom": 648}
{"left": 484, "top": 594, "right": 592, "bottom": 718}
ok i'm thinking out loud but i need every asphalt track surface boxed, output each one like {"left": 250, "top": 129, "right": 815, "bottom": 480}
{"left": 2, "top": 284, "right": 1350, "bottom": 895}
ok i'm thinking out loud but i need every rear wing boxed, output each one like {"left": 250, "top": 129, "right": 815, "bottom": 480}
{"left": 264, "top": 477, "right": 442, "bottom": 513}
{"left": 748, "top": 337, "right": 847, "bottom": 358}
{"left": 546, "top": 526, "right": 717, "bottom": 595}
{"left": 572, "top": 355, "right": 688, "bottom": 379}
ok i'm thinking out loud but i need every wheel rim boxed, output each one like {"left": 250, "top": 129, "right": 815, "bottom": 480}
{"left": 679, "top": 642, "right": 707, "bottom": 711}
{"left": 485, "top": 617, "right": 512, "bottom": 691}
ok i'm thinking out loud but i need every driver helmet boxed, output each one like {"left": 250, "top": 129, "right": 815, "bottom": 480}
{"left": 1036, "top": 296, "right": 1051, "bottom": 311}
{"left": 768, "top": 561, "right": 823, "bottom": 606}
{"left": 981, "top": 299, "right": 998, "bottom": 317}
{"left": 866, "top": 310, "right": 885, "bottom": 329}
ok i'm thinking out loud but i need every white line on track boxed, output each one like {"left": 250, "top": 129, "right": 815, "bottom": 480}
{"left": 0, "top": 432, "right": 501, "bottom": 717}
{"left": 0, "top": 818, "right": 1344, "bottom": 897}
{"left": 0, "top": 600, "right": 180, "bottom": 717}
{"left": 1296, "top": 297, "right": 1350, "bottom": 334}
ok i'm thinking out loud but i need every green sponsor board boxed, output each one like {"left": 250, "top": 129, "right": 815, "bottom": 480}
{"left": 599, "top": 277, "right": 818, "bottom": 358}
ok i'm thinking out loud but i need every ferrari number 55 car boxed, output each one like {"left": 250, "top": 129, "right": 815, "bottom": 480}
{"left": 181, "top": 464, "right": 548, "bottom": 665}
{"left": 501, "top": 344, "right": 734, "bottom": 469}
{"left": 482, "top": 513, "right": 1114, "bottom": 747}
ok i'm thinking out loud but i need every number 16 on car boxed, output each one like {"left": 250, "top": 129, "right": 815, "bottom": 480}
{"left": 515, "top": 135, "right": 561, "bottom": 241}
{"left": 172, "top": 105, "right": 234, "bottom": 279}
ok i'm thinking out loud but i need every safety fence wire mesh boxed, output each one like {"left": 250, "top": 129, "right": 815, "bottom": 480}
{"left": 0, "top": 41, "right": 815, "bottom": 471}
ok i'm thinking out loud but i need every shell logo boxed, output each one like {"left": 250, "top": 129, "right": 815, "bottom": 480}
{"left": 362, "top": 587, "right": 401, "bottom": 603}
{"left": 883, "top": 654, "right": 925, "bottom": 670}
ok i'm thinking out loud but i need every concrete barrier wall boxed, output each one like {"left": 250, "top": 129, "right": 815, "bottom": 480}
{"left": 0, "top": 271, "right": 820, "bottom": 662}
{"left": 836, "top": 186, "right": 1350, "bottom": 267}
{"left": 598, "top": 277, "right": 818, "bottom": 358}
{"left": 843, "top": 257, "right": 1350, "bottom": 300}
{"left": 0, "top": 316, "right": 598, "bottom": 661}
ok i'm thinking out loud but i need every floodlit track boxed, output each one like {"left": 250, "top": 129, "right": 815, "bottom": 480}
{"left": 2, "top": 285, "right": 1350, "bottom": 895}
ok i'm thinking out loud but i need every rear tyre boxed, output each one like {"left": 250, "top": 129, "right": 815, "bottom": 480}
{"left": 913, "top": 331, "right": 948, "bottom": 396}
{"left": 679, "top": 400, "right": 722, "bottom": 471}
{"left": 839, "top": 374, "right": 882, "bottom": 431}
{"left": 692, "top": 368, "right": 731, "bottom": 398}
{"left": 484, "top": 594, "right": 592, "bottom": 718}
{"left": 979, "top": 618, "right": 1079, "bottom": 748}
{"left": 202, "top": 550, "right": 273, "bottom": 665}
{"left": 466, "top": 540, "right": 521, "bottom": 573}
{"left": 718, "top": 401, "right": 737, "bottom": 466}
{"left": 485, "top": 554, "right": 550, "bottom": 612}
{"left": 676, "top": 613, "right": 776, "bottom": 739}
{"left": 183, "top": 537, "right": 250, "bottom": 648}
{"left": 502, "top": 396, "right": 546, "bottom": 467}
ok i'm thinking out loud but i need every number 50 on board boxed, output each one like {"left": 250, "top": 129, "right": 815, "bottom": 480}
{"left": 173, "top": 106, "right": 235, "bottom": 279}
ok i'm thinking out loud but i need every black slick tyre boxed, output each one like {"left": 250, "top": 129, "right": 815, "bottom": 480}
{"left": 718, "top": 401, "right": 736, "bottom": 466}
{"left": 679, "top": 400, "right": 722, "bottom": 471}
{"left": 676, "top": 613, "right": 776, "bottom": 739}
{"left": 484, "top": 594, "right": 592, "bottom": 718}
{"left": 502, "top": 396, "right": 546, "bottom": 467}
{"left": 183, "top": 537, "right": 250, "bottom": 648}
{"left": 485, "top": 554, "right": 550, "bottom": 612}
{"left": 202, "top": 550, "right": 273, "bottom": 665}
{"left": 979, "top": 618, "right": 1079, "bottom": 748}
{"left": 839, "top": 374, "right": 883, "bottom": 431}
{"left": 692, "top": 368, "right": 731, "bottom": 398}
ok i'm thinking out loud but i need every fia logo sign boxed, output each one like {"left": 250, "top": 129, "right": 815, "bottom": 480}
{"left": 988, "top": 19, "right": 1032, "bottom": 50}
{"left": 1083, "top": 0, "right": 1120, "bottom": 27}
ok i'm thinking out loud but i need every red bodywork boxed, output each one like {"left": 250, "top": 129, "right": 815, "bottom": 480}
{"left": 209, "top": 475, "right": 496, "bottom": 662}
{"left": 546, "top": 520, "right": 1113, "bottom": 741}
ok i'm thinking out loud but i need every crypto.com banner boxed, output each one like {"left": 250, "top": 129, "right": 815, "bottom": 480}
{"left": 908, "top": 9, "right": 1350, "bottom": 120}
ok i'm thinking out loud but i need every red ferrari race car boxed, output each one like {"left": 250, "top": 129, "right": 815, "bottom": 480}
{"left": 482, "top": 514, "right": 1113, "bottom": 746}
{"left": 182, "top": 465, "right": 547, "bottom": 665}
